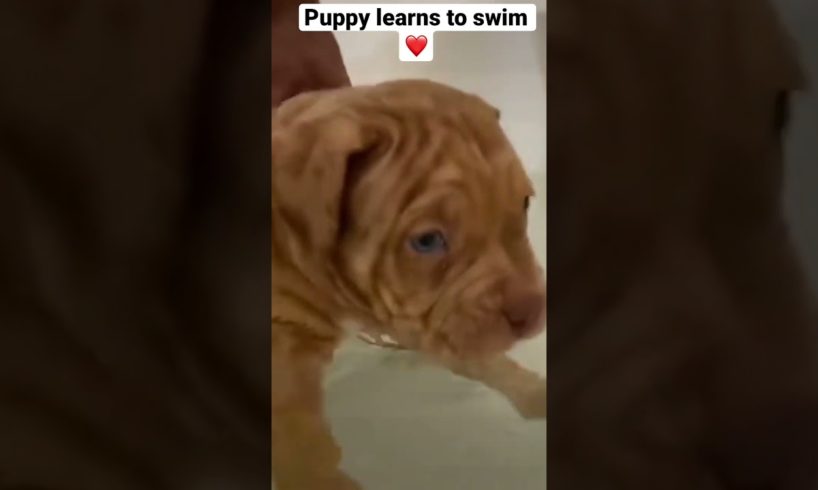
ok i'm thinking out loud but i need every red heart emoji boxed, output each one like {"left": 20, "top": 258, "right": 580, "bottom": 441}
{"left": 405, "top": 35, "right": 428, "bottom": 57}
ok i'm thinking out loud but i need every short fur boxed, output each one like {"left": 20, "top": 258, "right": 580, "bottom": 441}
{"left": 271, "top": 80, "right": 546, "bottom": 489}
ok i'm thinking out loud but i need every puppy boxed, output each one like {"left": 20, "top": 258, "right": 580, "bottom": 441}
{"left": 271, "top": 79, "right": 546, "bottom": 489}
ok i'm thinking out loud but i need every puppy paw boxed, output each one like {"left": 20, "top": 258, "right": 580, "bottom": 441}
{"left": 511, "top": 381, "right": 547, "bottom": 420}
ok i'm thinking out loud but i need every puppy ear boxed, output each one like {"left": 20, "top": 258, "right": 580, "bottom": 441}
{"left": 272, "top": 90, "right": 380, "bottom": 255}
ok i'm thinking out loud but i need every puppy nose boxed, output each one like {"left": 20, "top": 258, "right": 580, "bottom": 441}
{"left": 502, "top": 290, "right": 546, "bottom": 338}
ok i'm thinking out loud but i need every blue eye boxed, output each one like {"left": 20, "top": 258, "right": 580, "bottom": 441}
{"left": 409, "top": 230, "right": 448, "bottom": 255}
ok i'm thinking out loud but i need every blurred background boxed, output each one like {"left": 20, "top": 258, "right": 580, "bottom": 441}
{"left": 776, "top": 0, "right": 818, "bottom": 293}
{"left": 321, "top": 1, "right": 547, "bottom": 489}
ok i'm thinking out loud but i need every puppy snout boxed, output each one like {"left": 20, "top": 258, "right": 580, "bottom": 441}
{"left": 502, "top": 288, "right": 546, "bottom": 339}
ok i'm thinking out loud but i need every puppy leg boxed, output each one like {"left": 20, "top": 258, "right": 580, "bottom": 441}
{"left": 272, "top": 327, "right": 361, "bottom": 490}
{"left": 444, "top": 355, "right": 547, "bottom": 419}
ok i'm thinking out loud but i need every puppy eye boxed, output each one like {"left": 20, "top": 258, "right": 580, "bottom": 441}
{"left": 409, "top": 230, "right": 448, "bottom": 255}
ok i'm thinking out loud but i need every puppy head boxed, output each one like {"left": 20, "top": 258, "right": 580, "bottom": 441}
{"left": 272, "top": 80, "right": 544, "bottom": 360}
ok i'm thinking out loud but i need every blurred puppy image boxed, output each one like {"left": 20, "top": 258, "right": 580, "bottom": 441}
{"left": 546, "top": 0, "right": 818, "bottom": 488}
{"left": 271, "top": 80, "right": 546, "bottom": 490}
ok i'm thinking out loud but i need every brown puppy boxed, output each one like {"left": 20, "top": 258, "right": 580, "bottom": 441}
{"left": 271, "top": 80, "right": 546, "bottom": 490}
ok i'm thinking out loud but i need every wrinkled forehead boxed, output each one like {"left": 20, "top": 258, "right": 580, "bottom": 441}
{"left": 319, "top": 81, "right": 535, "bottom": 210}
{"left": 368, "top": 82, "right": 532, "bottom": 190}
{"left": 425, "top": 125, "right": 533, "bottom": 201}
{"left": 376, "top": 109, "right": 533, "bottom": 222}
